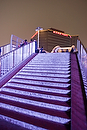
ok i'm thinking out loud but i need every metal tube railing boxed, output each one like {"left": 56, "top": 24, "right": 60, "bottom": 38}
{"left": 0, "top": 44, "right": 11, "bottom": 56}
{"left": 10, "top": 34, "right": 24, "bottom": 51}
{"left": 0, "top": 41, "right": 36, "bottom": 78}
{"left": 77, "top": 39, "right": 87, "bottom": 96}
{"left": 77, "top": 39, "right": 87, "bottom": 79}
{"left": 0, "top": 35, "right": 24, "bottom": 57}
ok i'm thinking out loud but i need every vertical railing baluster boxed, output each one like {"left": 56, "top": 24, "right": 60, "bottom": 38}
{"left": 0, "top": 41, "right": 36, "bottom": 78}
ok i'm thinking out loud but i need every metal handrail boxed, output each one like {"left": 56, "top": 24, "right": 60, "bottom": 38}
{"left": 77, "top": 39, "right": 87, "bottom": 73}
{"left": 0, "top": 34, "right": 24, "bottom": 56}
{"left": 0, "top": 43, "right": 11, "bottom": 56}
{"left": 77, "top": 38, "right": 87, "bottom": 96}
{"left": 10, "top": 34, "right": 24, "bottom": 51}
{"left": 0, "top": 41, "right": 35, "bottom": 78}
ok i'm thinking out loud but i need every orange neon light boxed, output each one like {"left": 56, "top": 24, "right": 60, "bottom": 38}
{"left": 31, "top": 31, "right": 38, "bottom": 39}
{"left": 53, "top": 31, "right": 71, "bottom": 37}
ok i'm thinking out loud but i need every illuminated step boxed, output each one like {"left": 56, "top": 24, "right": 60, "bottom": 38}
{"left": 2, "top": 87, "right": 70, "bottom": 102}
{"left": 27, "top": 64, "right": 70, "bottom": 67}
{"left": 18, "top": 71, "right": 70, "bottom": 78}
{"left": 0, "top": 52, "right": 71, "bottom": 129}
{"left": 14, "top": 75, "right": 70, "bottom": 83}
{"left": 0, "top": 94, "right": 70, "bottom": 111}
{"left": 30, "top": 58, "right": 70, "bottom": 63}
{"left": 25, "top": 66, "right": 70, "bottom": 70}
{"left": 20, "top": 69, "right": 70, "bottom": 74}
{"left": 30, "top": 59, "right": 70, "bottom": 62}
{"left": 9, "top": 78, "right": 70, "bottom": 88}
{"left": 4, "top": 82, "right": 71, "bottom": 94}
{"left": 28, "top": 61, "right": 70, "bottom": 65}
{"left": 33, "top": 53, "right": 70, "bottom": 59}
{"left": 0, "top": 103, "right": 70, "bottom": 124}
{"left": 25, "top": 64, "right": 70, "bottom": 70}
{"left": 0, "top": 115, "right": 47, "bottom": 130}
{"left": 1, "top": 88, "right": 70, "bottom": 102}
{"left": 1, "top": 91, "right": 69, "bottom": 107}
{"left": 29, "top": 58, "right": 70, "bottom": 64}
{"left": 24, "top": 66, "right": 70, "bottom": 71}
{"left": 0, "top": 95, "right": 70, "bottom": 119}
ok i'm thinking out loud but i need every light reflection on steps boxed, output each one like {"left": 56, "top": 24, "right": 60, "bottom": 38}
{"left": 21, "top": 69, "right": 70, "bottom": 74}
{"left": 0, "top": 115, "right": 47, "bottom": 130}
{"left": 0, "top": 94, "right": 70, "bottom": 111}
{"left": 8, "top": 78, "right": 70, "bottom": 88}
{"left": 0, "top": 53, "right": 71, "bottom": 129}
{"left": 23, "top": 66, "right": 70, "bottom": 71}
{"left": 0, "top": 103, "right": 70, "bottom": 124}
{"left": 13, "top": 75, "right": 70, "bottom": 83}
{"left": 1, "top": 88, "right": 70, "bottom": 102}
{"left": 4, "top": 83, "right": 70, "bottom": 94}
{"left": 26, "top": 64, "right": 70, "bottom": 67}
{"left": 18, "top": 71, "right": 70, "bottom": 78}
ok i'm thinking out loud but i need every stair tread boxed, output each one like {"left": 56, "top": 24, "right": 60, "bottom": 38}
{"left": 1, "top": 88, "right": 70, "bottom": 102}
{"left": 13, "top": 75, "right": 70, "bottom": 83}
{"left": 5, "top": 81, "right": 70, "bottom": 90}
{"left": 9, "top": 78, "right": 70, "bottom": 88}
{"left": 0, "top": 91, "right": 70, "bottom": 107}
{"left": 3, "top": 83, "right": 71, "bottom": 94}
{"left": 21, "top": 69, "right": 70, "bottom": 74}
{"left": 0, "top": 52, "right": 71, "bottom": 130}
{"left": 17, "top": 72, "right": 70, "bottom": 78}
{"left": 0, "top": 114, "right": 68, "bottom": 130}
{"left": 0, "top": 103, "right": 70, "bottom": 124}
{"left": 0, "top": 115, "right": 47, "bottom": 130}
{"left": 0, "top": 96, "right": 70, "bottom": 119}
{"left": 0, "top": 95, "right": 70, "bottom": 111}
{"left": 2, "top": 86, "right": 70, "bottom": 98}
{"left": 24, "top": 66, "right": 70, "bottom": 70}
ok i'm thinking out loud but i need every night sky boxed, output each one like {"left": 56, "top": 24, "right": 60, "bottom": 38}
{"left": 0, "top": 0, "right": 87, "bottom": 48}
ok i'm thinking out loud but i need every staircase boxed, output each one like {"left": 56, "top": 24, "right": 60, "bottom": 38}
{"left": 0, "top": 53, "right": 71, "bottom": 130}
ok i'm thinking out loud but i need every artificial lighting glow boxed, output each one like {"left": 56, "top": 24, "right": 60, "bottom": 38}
{"left": 53, "top": 31, "right": 71, "bottom": 38}
{"left": 31, "top": 32, "right": 38, "bottom": 39}
{"left": 35, "top": 27, "right": 43, "bottom": 48}
{"left": 35, "top": 27, "right": 43, "bottom": 31}
{"left": 51, "top": 45, "right": 72, "bottom": 53}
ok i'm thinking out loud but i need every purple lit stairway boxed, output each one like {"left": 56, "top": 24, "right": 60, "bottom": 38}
{"left": 0, "top": 53, "right": 86, "bottom": 130}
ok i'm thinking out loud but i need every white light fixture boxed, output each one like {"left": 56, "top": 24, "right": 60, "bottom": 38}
{"left": 35, "top": 27, "right": 43, "bottom": 48}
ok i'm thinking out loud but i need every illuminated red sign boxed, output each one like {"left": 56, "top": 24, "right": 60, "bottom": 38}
{"left": 53, "top": 31, "right": 71, "bottom": 38}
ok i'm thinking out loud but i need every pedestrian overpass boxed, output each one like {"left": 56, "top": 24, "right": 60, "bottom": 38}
{"left": 0, "top": 35, "right": 87, "bottom": 130}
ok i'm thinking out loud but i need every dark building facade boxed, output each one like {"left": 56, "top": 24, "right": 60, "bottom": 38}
{"left": 31, "top": 28, "right": 78, "bottom": 52}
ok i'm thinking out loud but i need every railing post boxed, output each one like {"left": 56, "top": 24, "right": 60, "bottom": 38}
{"left": 29, "top": 43, "right": 30, "bottom": 56}
{"left": 0, "top": 40, "right": 36, "bottom": 78}
{"left": 10, "top": 34, "right": 13, "bottom": 51}
{"left": 0, "top": 57, "right": 1, "bottom": 77}
{"left": 16, "top": 37, "right": 18, "bottom": 48}
{"left": 13, "top": 51, "right": 15, "bottom": 68}
{"left": 22, "top": 46, "right": 24, "bottom": 61}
